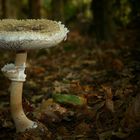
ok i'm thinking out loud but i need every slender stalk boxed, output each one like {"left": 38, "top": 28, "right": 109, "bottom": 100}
{"left": 10, "top": 51, "right": 36, "bottom": 132}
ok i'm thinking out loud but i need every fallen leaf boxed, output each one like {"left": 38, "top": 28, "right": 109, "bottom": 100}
{"left": 101, "top": 85, "right": 114, "bottom": 112}
{"left": 112, "top": 58, "right": 124, "bottom": 71}
{"left": 39, "top": 99, "right": 67, "bottom": 114}
{"left": 53, "top": 93, "right": 87, "bottom": 106}
{"left": 122, "top": 94, "right": 140, "bottom": 131}
{"left": 34, "top": 99, "right": 67, "bottom": 125}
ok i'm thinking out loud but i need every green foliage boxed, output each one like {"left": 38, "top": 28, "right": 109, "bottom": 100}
{"left": 43, "top": 0, "right": 52, "bottom": 11}
{"left": 64, "top": 0, "right": 92, "bottom": 21}
{"left": 64, "top": 0, "right": 79, "bottom": 21}
{"left": 114, "top": 0, "right": 132, "bottom": 26}
{"left": 22, "top": 0, "right": 28, "bottom": 5}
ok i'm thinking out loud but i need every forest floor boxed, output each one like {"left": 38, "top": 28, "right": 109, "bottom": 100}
{"left": 0, "top": 24, "right": 139, "bottom": 140}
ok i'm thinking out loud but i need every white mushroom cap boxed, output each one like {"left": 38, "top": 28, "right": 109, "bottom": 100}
{"left": 0, "top": 19, "right": 69, "bottom": 50}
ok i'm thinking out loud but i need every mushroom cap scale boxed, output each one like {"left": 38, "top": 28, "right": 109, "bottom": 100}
{"left": 0, "top": 19, "right": 68, "bottom": 50}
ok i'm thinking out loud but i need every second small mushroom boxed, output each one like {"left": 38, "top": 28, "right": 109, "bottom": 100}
{"left": 0, "top": 19, "right": 68, "bottom": 134}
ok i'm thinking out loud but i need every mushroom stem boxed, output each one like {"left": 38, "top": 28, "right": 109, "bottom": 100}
{"left": 10, "top": 51, "right": 37, "bottom": 132}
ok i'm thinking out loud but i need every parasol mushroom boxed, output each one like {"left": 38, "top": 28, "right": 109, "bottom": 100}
{"left": 0, "top": 19, "right": 68, "bottom": 134}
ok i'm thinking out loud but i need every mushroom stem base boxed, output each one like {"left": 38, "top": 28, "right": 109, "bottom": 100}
{"left": 10, "top": 81, "right": 37, "bottom": 132}
{"left": 10, "top": 51, "right": 37, "bottom": 132}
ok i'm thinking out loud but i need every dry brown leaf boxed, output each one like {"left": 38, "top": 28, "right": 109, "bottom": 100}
{"left": 32, "top": 66, "right": 46, "bottom": 75}
{"left": 34, "top": 99, "right": 67, "bottom": 125}
{"left": 112, "top": 58, "right": 124, "bottom": 71}
{"left": 53, "top": 81, "right": 70, "bottom": 93}
{"left": 122, "top": 94, "right": 140, "bottom": 131}
{"left": 102, "top": 85, "right": 114, "bottom": 112}
{"left": 39, "top": 99, "right": 67, "bottom": 114}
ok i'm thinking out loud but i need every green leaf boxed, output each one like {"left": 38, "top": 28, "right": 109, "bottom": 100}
{"left": 53, "top": 93, "right": 87, "bottom": 106}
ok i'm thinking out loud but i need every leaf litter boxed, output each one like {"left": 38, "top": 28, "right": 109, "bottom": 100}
{"left": 0, "top": 28, "right": 139, "bottom": 139}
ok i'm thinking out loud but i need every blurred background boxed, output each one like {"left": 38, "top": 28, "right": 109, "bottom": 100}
{"left": 0, "top": 0, "right": 139, "bottom": 43}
